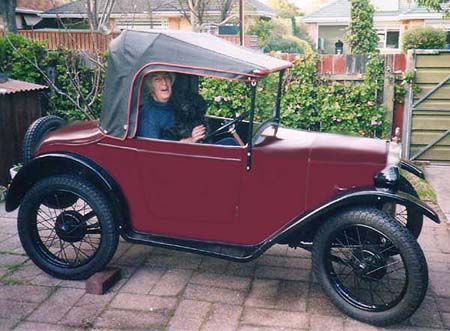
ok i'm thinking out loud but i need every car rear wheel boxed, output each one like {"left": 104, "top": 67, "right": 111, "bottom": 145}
{"left": 18, "top": 175, "right": 119, "bottom": 280}
{"left": 383, "top": 176, "right": 423, "bottom": 239}
{"left": 312, "top": 207, "right": 428, "bottom": 326}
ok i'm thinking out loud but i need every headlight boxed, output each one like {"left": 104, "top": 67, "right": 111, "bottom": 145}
{"left": 387, "top": 141, "right": 402, "bottom": 166}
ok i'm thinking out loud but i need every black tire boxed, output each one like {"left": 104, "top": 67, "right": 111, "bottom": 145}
{"left": 383, "top": 176, "right": 423, "bottom": 239}
{"left": 312, "top": 207, "right": 428, "bottom": 326}
{"left": 18, "top": 175, "right": 119, "bottom": 280}
{"left": 23, "top": 115, "right": 65, "bottom": 165}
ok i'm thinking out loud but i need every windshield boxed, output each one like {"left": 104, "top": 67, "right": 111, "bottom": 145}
{"left": 199, "top": 72, "right": 281, "bottom": 138}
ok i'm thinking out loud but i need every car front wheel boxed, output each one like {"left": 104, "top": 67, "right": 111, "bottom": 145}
{"left": 18, "top": 175, "right": 119, "bottom": 280}
{"left": 312, "top": 207, "right": 428, "bottom": 326}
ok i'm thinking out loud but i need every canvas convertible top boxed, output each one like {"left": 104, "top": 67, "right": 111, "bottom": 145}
{"left": 99, "top": 30, "right": 292, "bottom": 138}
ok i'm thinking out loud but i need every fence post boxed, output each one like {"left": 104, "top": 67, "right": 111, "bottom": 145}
{"left": 383, "top": 54, "right": 395, "bottom": 138}
{"left": 402, "top": 50, "right": 416, "bottom": 160}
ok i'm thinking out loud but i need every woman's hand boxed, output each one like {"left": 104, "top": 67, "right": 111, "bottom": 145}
{"left": 180, "top": 125, "right": 206, "bottom": 143}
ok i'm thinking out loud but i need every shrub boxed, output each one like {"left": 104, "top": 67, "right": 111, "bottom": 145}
{"left": 0, "top": 33, "right": 106, "bottom": 121}
{"left": 402, "top": 27, "right": 447, "bottom": 52}
{"left": 263, "top": 37, "right": 304, "bottom": 53}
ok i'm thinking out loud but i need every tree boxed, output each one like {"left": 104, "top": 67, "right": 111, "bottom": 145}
{"left": 268, "top": 0, "right": 301, "bottom": 18}
{"left": 416, "top": 0, "right": 450, "bottom": 16}
{"left": 348, "top": 0, "right": 379, "bottom": 54}
{"left": 1, "top": 0, "right": 17, "bottom": 33}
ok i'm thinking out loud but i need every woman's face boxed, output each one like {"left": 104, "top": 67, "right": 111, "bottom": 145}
{"left": 150, "top": 73, "right": 172, "bottom": 103}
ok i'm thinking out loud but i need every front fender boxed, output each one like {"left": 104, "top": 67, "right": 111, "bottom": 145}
{"left": 272, "top": 189, "right": 440, "bottom": 245}
{"left": 400, "top": 160, "right": 425, "bottom": 179}
{"left": 5, "top": 153, "right": 129, "bottom": 229}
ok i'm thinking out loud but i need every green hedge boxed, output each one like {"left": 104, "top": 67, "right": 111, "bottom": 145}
{"left": 402, "top": 27, "right": 447, "bottom": 53}
{"left": 1, "top": 34, "right": 387, "bottom": 138}
{"left": 201, "top": 54, "right": 386, "bottom": 137}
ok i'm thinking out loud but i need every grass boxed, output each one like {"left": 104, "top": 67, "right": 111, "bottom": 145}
{"left": 0, "top": 276, "right": 27, "bottom": 285}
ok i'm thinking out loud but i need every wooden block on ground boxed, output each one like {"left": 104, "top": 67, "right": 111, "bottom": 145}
{"left": 86, "top": 267, "right": 121, "bottom": 295}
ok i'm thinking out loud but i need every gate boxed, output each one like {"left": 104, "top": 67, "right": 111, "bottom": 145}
{"left": 403, "top": 49, "right": 450, "bottom": 162}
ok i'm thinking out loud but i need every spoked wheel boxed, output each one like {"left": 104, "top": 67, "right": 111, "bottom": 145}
{"left": 313, "top": 208, "right": 428, "bottom": 326}
{"left": 18, "top": 175, "right": 119, "bottom": 280}
{"left": 382, "top": 176, "right": 423, "bottom": 239}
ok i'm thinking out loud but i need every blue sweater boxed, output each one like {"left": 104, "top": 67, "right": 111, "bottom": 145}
{"left": 137, "top": 99, "right": 175, "bottom": 139}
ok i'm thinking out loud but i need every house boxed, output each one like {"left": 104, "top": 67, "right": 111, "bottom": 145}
{"left": 38, "top": 0, "right": 276, "bottom": 32}
{"left": 15, "top": 0, "right": 66, "bottom": 29}
{"left": 301, "top": 0, "right": 450, "bottom": 54}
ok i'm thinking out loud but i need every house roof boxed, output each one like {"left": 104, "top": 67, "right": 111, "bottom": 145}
{"left": 16, "top": 0, "right": 66, "bottom": 13}
{"left": 0, "top": 79, "right": 47, "bottom": 96}
{"left": 40, "top": 0, "right": 276, "bottom": 18}
{"left": 301, "top": 0, "right": 441, "bottom": 23}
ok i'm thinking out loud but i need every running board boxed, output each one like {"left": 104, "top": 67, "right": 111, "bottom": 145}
{"left": 122, "top": 230, "right": 264, "bottom": 262}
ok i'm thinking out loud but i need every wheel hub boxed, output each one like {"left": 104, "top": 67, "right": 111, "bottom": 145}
{"left": 353, "top": 249, "right": 387, "bottom": 280}
{"left": 55, "top": 211, "right": 86, "bottom": 243}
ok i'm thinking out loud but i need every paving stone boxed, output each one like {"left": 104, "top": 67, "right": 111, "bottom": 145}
{"left": 241, "top": 307, "right": 309, "bottom": 329}
{"left": 245, "top": 279, "right": 279, "bottom": 308}
{"left": 146, "top": 251, "right": 202, "bottom": 269}
{"left": 226, "top": 261, "right": 257, "bottom": 277}
{"left": 409, "top": 296, "right": 444, "bottom": 328}
{"left": 276, "top": 280, "right": 308, "bottom": 312}
{"left": 237, "top": 326, "right": 302, "bottom": 331}
{"left": 0, "top": 253, "right": 28, "bottom": 267}
{"left": 343, "top": 320, "right": 381, "bottom": 331}
{"left": 184, "top": 283, "right": 246, "bottom": 305}
{"left": 28, "top": 288, "right": 85, "bottom": 323}
{"left": 429, "top": 271, "right": 450, "bottom": 297}
{"left": 310, "top": 314, "right": 344, "bottom": 331}
{"left": 150, "top": 268, "right": 192, "bottom": 296}
{"left": 264, "top": 245, "right": 288, "bottom": 256}
{"left": 190, "top": 272, "right": 251, "bottom": 291}
{"left": 0, "top": 300, "right": 39, "bottom": 320}
{"left": 201, "top": 303, "right": 243, "bottom": 331}
{"left": 120, "top": 266, "right": 165, "bottom": 294}
{"left": 113, "top": 245, "right": 153, "bottom": 266}
{"left": 286, "top": 248, "right": 312, "bottom": 259}
{"left": 436, "top": 297, "right": 450, "bottom": 313}
{"left": 256, "top": 255, "right": 311, "bottom": 270}
{"left": 0, "top": 236, "right": 23, "bottom": 254}
{"left": 110, "top": 293, "right": 177, "bottom": 311}
{"left": 9, "top": 262, "right": 62, "bottom": 287}
{"left": 58, "top": 306, "right": 102, "bottom": 328}
{"left": 95, "top": 308, "right": 168, "bottom": 330}
{"left": 255, "top": 265, "right": 311, "bottom": 282}
{"left": 167, "top": 299, "right": 211, "bottom": 331}
{"left": 0, "top": 318, "right": 17, "bottom": 330}
{"left": 199, "top": 257, "right": 230, "bottom": 274}
{"left": 307, "top": 285, "right": 345, "bottom": 317}
{"left": 0, "top": 285, "right": 51, "bottom": 302}
{"left": 14, "top": 321, "right": 85, "bottom": 331}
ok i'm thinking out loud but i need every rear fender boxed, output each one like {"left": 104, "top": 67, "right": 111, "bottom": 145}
{"left": 274, "top": 189, "right": 440, "bottom": 245}
{"left": 5, "top": 153, "right": 129, "bottom": 229}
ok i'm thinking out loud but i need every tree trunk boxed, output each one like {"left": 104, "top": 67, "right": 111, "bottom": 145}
{"left": 2, "top": 0, "right": 17, "bottom": 33}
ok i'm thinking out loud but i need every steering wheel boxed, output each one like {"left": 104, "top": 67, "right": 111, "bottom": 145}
{"left": 204, "top": 111, "right": 249, "bottom": 141}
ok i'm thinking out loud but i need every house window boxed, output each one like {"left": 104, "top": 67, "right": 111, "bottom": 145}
{"left": 377, "top": 29, "right": 400, "bottom": 49}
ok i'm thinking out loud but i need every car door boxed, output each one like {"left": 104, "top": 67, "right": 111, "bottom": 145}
{"left": 134, "top": 138, "right": 245, "bottom": 240}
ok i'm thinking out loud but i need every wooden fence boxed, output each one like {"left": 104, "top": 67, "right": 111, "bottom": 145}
{"left": 1, "top": 30, "right": 257, "bottom": 52}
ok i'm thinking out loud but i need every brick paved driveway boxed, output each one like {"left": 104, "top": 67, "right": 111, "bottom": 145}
{"left": 1, "top": 194, "right": 449, "bottom": 330}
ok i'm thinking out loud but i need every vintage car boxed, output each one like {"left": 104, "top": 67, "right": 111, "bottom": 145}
{"left": 6, "top": 30, "right": 439, "bottom": 326}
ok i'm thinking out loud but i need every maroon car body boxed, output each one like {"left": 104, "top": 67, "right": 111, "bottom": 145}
{"left": 37, "top": 121, "right": 388, "bottom": 245}
{"left": 6, "top": 30, "right": 440, "bottom": 327}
